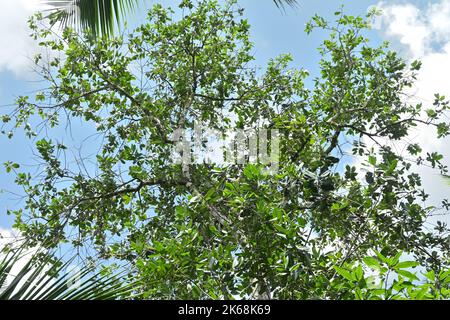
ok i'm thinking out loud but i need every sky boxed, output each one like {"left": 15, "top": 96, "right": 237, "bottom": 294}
{"left": 1, "top": 0, "right": 450, "bottom": 238}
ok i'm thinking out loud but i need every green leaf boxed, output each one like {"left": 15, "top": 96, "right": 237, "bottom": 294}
{"left": 387, "top": 251, "right": 402, "bottom": 267}
{"left": 425, "top": 270, "right": 435, "bottom": 282}
{"left": 395, "top": 261, "right": 419, "bottom": 269}
{"left": 375, "top": 251, "right": 390, "bottom": 265}
{"left": 333, "top": 266, "right": 355, "bottom": 281}
{"left": 397, "top": 269, "right": 419, "bottom": 281}
{"left": 363, "top": 257, "right": 381, "bottom": 270}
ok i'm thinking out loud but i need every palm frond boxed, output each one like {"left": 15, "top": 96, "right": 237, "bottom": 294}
{"left": 442, "top": 174, "right": 450, "bottom": 186}
{"left": 273, "top": 0, "right": 299, "bottom": 9}
{"left": 41, "top": 1, "right": 297, "bottom": 37}
{"left": 42, "top": 0, "right": 139, "bottom": 37}
{"left": 0, "top": 245, "right": 135, "bottom": 300}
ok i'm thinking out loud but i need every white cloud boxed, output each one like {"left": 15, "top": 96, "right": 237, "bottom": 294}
{"left": 376, "top": 0, "right": 450, "bottom": 105}
{"left": 0, "top": 0, "right": 49, "bottom": 76}
{"left": 373, "top": 0, "right": 450, "bottom": 223}
{"left": 376, "top": 2, "right": 429, "bottom": 57}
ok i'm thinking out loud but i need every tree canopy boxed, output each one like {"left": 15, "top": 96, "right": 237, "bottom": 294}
{"left": 3, "top": 0, "right": 450, "bottom": 299}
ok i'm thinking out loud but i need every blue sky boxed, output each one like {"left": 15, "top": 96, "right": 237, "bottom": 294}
{"left": 1, "top": 0, "right": 450, "bottom": 235}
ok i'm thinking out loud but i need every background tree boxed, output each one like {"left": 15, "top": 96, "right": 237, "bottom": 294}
{"left": 3, "top": 0, "right": 450, "bottom": 299}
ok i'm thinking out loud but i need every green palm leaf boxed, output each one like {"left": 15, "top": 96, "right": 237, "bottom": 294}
{"left": 0, "top": 245, "right": 135, "bottom": 300}
{"left": 42, "top": 0, "right": 298, "bottom": 37}
{"left": 273, "top": 0, "right": 298, "bottom": 8}
{"left": 42, "top": 0, "right": 139, "bottom": 37}
{"left": 442, "top": 174, "right": 450, "bottom": 186}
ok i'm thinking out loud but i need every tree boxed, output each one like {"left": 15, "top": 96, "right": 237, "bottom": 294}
{"left": 3, "top": 0, "right": 450, "bottom": 299}
{"left": 43, "top": 0, "right": 298, "bottom": 37}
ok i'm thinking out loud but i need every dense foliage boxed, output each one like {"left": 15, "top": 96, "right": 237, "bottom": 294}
{"left": 3, "top": 0, "right": 450, "bottom": 299}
